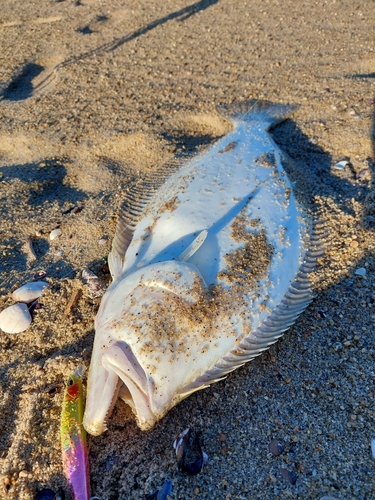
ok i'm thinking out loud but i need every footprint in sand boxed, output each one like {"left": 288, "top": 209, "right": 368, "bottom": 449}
{"left": 0, "top": 54, "right": 65, "bottom": 101}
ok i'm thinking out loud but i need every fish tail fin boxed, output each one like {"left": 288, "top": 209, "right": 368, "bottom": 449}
{"left": 216, "top": 100, "right": 297, "bottom": 130}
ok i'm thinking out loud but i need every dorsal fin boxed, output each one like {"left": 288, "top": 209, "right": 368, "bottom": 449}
{"left": 108, "top": 154, "right": 196, "bottom": 280}
{"left": 178, "top": 218, "right": 327, "bottom": 398}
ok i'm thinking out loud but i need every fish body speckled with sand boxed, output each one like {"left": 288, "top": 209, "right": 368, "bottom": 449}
{"left": 83, "top": 100, "right": 323, "bottom": 435}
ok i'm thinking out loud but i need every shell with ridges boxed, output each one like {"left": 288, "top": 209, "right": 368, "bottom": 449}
{"left": 0, "top": 303, "right": 32, "bottom": 334}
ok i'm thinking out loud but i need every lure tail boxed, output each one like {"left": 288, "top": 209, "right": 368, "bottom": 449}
{"left": 61, "top": 368, "right": 91, "bottom": 500}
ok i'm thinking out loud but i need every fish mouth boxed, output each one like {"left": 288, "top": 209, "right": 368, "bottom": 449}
{"left": 83, "top": 342, "right": 160, "bottom": 434}
{"left": 83, "top": 363, "right": 121, "bottom": 436}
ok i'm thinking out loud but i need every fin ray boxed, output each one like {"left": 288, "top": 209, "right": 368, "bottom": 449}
{"left": 216, "top": 99, "right": 298, "bottom": 130}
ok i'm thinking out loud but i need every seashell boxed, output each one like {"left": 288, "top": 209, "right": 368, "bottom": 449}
{"left": 49, "top": 228, "right": 62, "bottom": 240}
{"left": 34, "top": 488, "right": 64, "bottom": 500}
{"left": 173, "top": 428, "right": 208, "bottom": 475}
{"left": 12, "top": 281, "right": 48, "bottom": 303}
{"left": 0, "top": 303, "right": 32, "bottom": 334}
{"left": 34, "top": 489, "right": 56, "bottom": 500}
{"left": 145, "top": 481, "right": 172, "bottom": 500}
{"left": 334, "top": 160, "right": 349, "bottom": 170}
{"left": 82, "top": 269, "right": 105, "bottom": 298}
{"left": 34, "top": 270, "right": 47, "bottom": 280}
{"left": 355, "top": 267, "right": 366, "bottom": 276}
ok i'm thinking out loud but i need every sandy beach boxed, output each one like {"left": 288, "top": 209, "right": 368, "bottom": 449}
{"left": 0, "top": 0, "right": 374, "bottom": 498}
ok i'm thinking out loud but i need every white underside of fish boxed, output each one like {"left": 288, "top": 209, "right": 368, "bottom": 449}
{"left": 83, "top": 100, "right": 323, "bottom": 435}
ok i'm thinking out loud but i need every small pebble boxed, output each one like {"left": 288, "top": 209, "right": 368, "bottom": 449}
{"left": 355, "top": 268, "right": 366, "bottom": 276}
{"left": 348, "top": 108, "right": 359, "bottom": 118}
{"left": 269, "top": 438, "right": 284, "bottom": 456}
{"left": 367, "top": 99, "right": 375, "bottom": 106}
{"left": 281, "top": 468, "right": 297, "bottom": 485}
{"left": 320, "top": 497, "right": 340, "bottom": 500}
{"left": 334, "top": 160, "right": 348, "bottom": 170}
{"left": 34, "top": 489, "right": 56, "bottom": 500}
{"left": 357, "top": 169, "right": 371, "bottom": 182}
{"left": 98, "top": 238, "right": 108, "bottom": 245}
{"left": 49, "top": 228, "right": 62, "bottom": 240}
{"left": 12, "top": 282, "right": 48, "bottom": 303}
{"left": 0, "top": 303, "right": 32, "bottom": 334}
{"left": 34, "top": 270, "right": 47, "bottom": 280}
{"left": 105, "top": 455, "right": 119, "bottom": 470}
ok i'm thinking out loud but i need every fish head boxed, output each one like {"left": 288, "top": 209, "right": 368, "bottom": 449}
{"left": 83, "top": 260, "right": 233, "bottom": 434}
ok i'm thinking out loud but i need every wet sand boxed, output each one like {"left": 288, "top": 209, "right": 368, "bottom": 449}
{"left": 0, "top": 0, "right": 374, "bottom": 499}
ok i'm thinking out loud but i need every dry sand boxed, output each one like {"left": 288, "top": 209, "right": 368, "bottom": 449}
{"left": 0, "top": 0, "right": 374, "bottom": 499}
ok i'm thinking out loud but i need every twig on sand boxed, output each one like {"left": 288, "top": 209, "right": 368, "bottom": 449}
{"left": 62, "top": 288, "right": 82, "bottom": 322}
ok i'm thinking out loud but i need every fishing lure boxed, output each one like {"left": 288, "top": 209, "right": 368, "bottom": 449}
{"left": 61, "top": 368, "right": 91, "bottom": 500}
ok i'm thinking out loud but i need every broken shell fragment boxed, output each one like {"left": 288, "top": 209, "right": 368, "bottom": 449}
{"left": 82, "top": 269, "right": 105, "bottom": 298}
{"left": 334, "top": 160, "right": 349, "bottom": 170}
{"left": 173, "top": 428, "right": 208, "bottom": 475}
{"left": 12, "top": 281, "right": 48, "bottom": 303}
{"left": 145, "top": 480, "right": 172, "bottom": 500}
{"left": 355, "top": 267, "right": 366, "bottom": 277}
{"left": 0, "top": 303, "right": 32, "bottom": 334}
{"left": 34, "top": 270, "right": 47, "bottom": 280}
{"left": 49, "top": 228, "right": 62, "bottom": 240}
{"left": 34, "top": 489, "right": 56, "bottom": 500}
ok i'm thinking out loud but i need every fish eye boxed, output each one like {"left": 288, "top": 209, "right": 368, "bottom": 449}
{"left": 68, "top": 378, "right": 74, "bottom": 386}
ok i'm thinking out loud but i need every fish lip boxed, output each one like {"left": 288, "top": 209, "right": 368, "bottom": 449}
{"left": 83, "top": 360, "right": 121, "bottom": 436}
{"left": 82, "top": 418, "right": 106, "bottom": 437}
{"left": 101, "top": 343, "right": 160, "bottom": 429}
{"left": 83, "top": 341, "right": 162, "bottom": 434}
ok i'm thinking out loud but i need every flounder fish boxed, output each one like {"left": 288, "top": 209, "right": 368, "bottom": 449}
{"left": 83, "top": 100, "right": 323, "bottom": 435}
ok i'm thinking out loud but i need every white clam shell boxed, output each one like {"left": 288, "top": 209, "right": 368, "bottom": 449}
{"left": 334, "top": 160, "right": 349, "bottom": 170}
{"left": 0, "top": 303, "right": 32, "bottom": 334}
{"left": 12, "top": 281, "right": 48, "bottom": 303}
{"left": 49, "top": 228, "right": 62, "bottom": 240}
